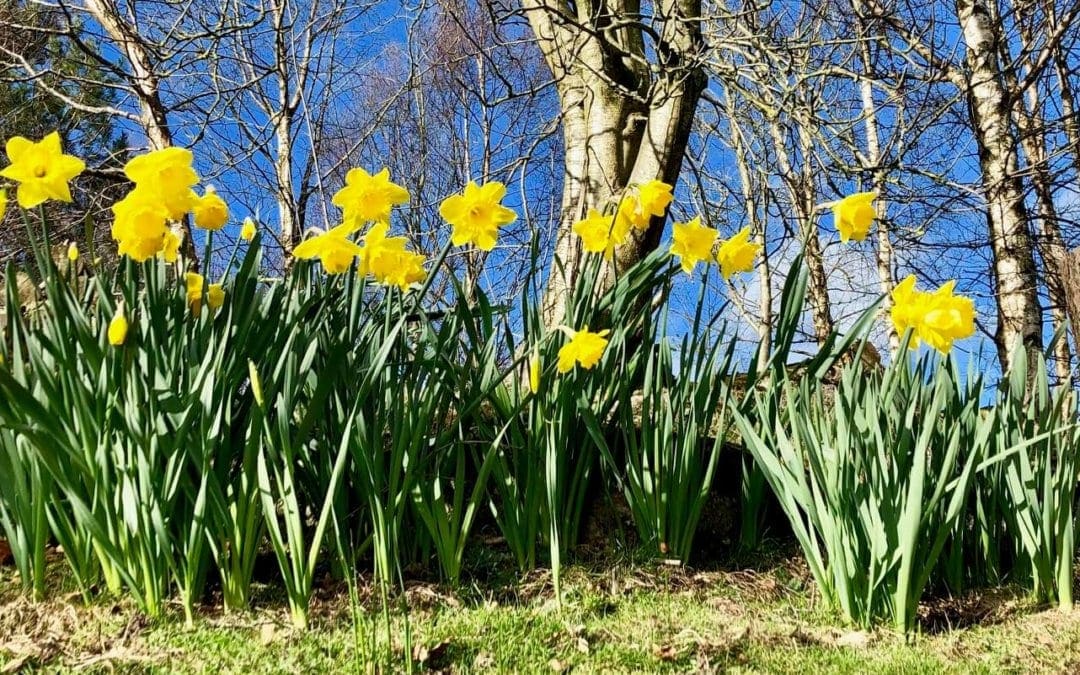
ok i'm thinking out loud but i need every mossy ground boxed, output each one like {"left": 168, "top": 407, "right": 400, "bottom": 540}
{"left": 2, "top": 544, "right": 1079, "bottom": 673}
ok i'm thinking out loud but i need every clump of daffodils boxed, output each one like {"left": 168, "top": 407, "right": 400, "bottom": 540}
{"left": 293, "top": 173, "right": 522, "bottom": 290}
{"left": 108, "top": 147, "right": 232, "bottom": 263}
{"left": 291, "top": 167, "right": 432, "bottom": 290}
{"left": 0, "top": 133, "right": 977, "bottom": 362}
{"left": 571, "top": 179, "right": 677, "bottom": 261}
{"left": 570, "top": 181, "right": 761, "bottom": 282}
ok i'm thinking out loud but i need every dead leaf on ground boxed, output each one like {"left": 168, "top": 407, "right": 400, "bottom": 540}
{"left": 836, "top": 631, "right": 870, "bottom": 649}
{"left": 406, "top": 584, "right": 462, "bottom": 610}
{"left": 258, "top": 623, "right": 278, "bottom": 646}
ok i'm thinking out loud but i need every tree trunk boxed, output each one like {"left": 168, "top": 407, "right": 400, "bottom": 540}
{"left": 523, "top": 0, "right": 706, "bottom": 323}
{"left": 273, "top": 117, "right": 298, "bottom": 255}
{"left": 83, "top": 0, "right": 198, "bottom": 263}
{"left": 1008, "top": 0, "right": 1072, "bottom": 382}
{"left": 725, "top": 91, "right": 772, "bottom": 369}
{"left": 1052, "top": 27, "right": 1080, "bottom": 181}
{"left": 765, "top": 113, "right": 833, "bottom": 345}
{"left": 272, "top": 0, "right": 299, "bottom": 259}
{"left": 955, "top": 0, "right": 1042, "bottom": 371}
{"left": 1058, "top": 251, "right": 1080, "bottom": 369}
{"left": 855, "top": 18, "right": 898, "bottom": 353}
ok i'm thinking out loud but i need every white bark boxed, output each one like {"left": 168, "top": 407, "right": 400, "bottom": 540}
{"left": 854, "top": 19, "right": 897, "bottom": 353}
{"left": 1008, "top": 0, "right": 1072, "bottom": 381}
{"left": 81, "top": 0, "right": 199, "bottom": 263}
{"left": 271, "top": 0, "right": 299, "bottom": 256}
{"left": 766, "top": 112, "right": 833, "bottom": 344}
{"left": 82, "top": 0, "right": 173, "bottom": 151}
{"left": 956, "top": 0, "right": 1042, "bottom": 370}
{"left": 725, "top": 92, "right": 772, "bottom": 368}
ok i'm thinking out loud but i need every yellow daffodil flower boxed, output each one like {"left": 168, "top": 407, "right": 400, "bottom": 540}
{"left": 357, "top": 222, "right": 407, "bottom": 273}
{"left": 292, "top": 224, "right": 364, "bottom": 274}
{"left": 633, "top": 179, "right": 674, "bottom": 223}
{"left": 0, "top": 132, "right": 86, "bottom": 208}
{"left": 240, "top": 217, "right": 257, "bottom": 241}
{"left": 439, "top": 180, "right": 517, "bottom": 251}
{"left": 889, "top": 275, "right": 922, "bottom": 340}
{"left": 920, "top": 282, "right": 975, "bottom": 353}
{"left": 670, "top": 216, "right": 718, "bottom": 275}
{"left": 0, "top": 187, "right": 7, "bottom": 219}
{"left": 160, "top": 229, "right": 183, "bottom": 263}
{"left": 122, "top": 147, "right": 199, "bottom": 220}
{"left": 185, "top": 272, "right": 205, "bottom": 314}
{"left": 333, "top": 167, "right": 410, "bottom": 229}
{"left": 833, "top": 192, "right": 877, "bottom": 242}
{"left": 556, "top": 326, "right": 610, "bottom": 373}
{"left": 67, "top": 241, "right": 79, "bottom": 263}
{"left": 376, "top": 248, "right": 427, "bottom": 292}
{"left": 528, "top": 349, "right": 541, "bottom": 394}
{"left": 715, "top": 226, "right": 761, "bottom": 280}
{"left": 356, "top": 223, "right": 426, "bottom": 291}
{"left": 192, "top": 186, "right": 229, "bottom": 231}
{"left": 208, "top": 283, "right": 225, "bottom": 311}
{"left": 111, "top": 190, "right": 171, "bottom": 262}
{"left": 614, "top": 194, "right": 650, "bottom": 232}
{"left": 890, "top": 275, "right": 975, "bottom": 353}
{"left": 573, "top": 208, "right": 630, "bottom": 260}
{"left": 107, "top": 307, "right": 128, "bottom": 347}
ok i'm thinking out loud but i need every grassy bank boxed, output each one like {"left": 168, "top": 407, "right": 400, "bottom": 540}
{"left": 3, "top": 546, "right": 1079, "bottom": 673}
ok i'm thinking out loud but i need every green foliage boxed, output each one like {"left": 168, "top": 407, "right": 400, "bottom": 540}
{"left": 735, "top": 343, "right": 997, "bottom": 633}
{"left": 595, "top": 299, "right": 736, "bottom": 562}
{"left": 932, "top": 341, "right": 1080, "bottom": 608}
{"left": 972, "top": 344, "right": 1079, "bottom": 607}
{"left": 0, "top": 199, "right": 1077, "bottom": 639}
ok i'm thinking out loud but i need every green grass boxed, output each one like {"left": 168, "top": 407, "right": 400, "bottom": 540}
{"left": 3, "top": 546, "right": 1080, "bottom": 673}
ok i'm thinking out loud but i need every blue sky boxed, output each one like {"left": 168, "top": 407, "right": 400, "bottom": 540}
{"left": 52, "top": 0, "right": 1080, "bottom": 388}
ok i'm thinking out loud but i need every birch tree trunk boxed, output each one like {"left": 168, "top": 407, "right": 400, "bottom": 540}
{"left": 855, "top": 16, "right": 898, "bottom": 352}
{"left": 83, "top": 0, "right": 172, "bottom": 150}
{"left": 271, "top": 0, "right": 299, "bottom": 257}
{"left": 82, "top": 0, "right": 198, "bottom": 262}
{"left": 1008, "top": 0, "right": 1072, "bottom": 381}
{"left": 725, "top": 92, "right": 772, "bottom": 370}
{"left": 955, "top": 0, "right": 1042, "bottom": 370}
{"left": 1051, "top": 19, "right": 1080, "bottom": 180}
{"left": 765, "top": 112, "right": 834, "bottom": 344}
